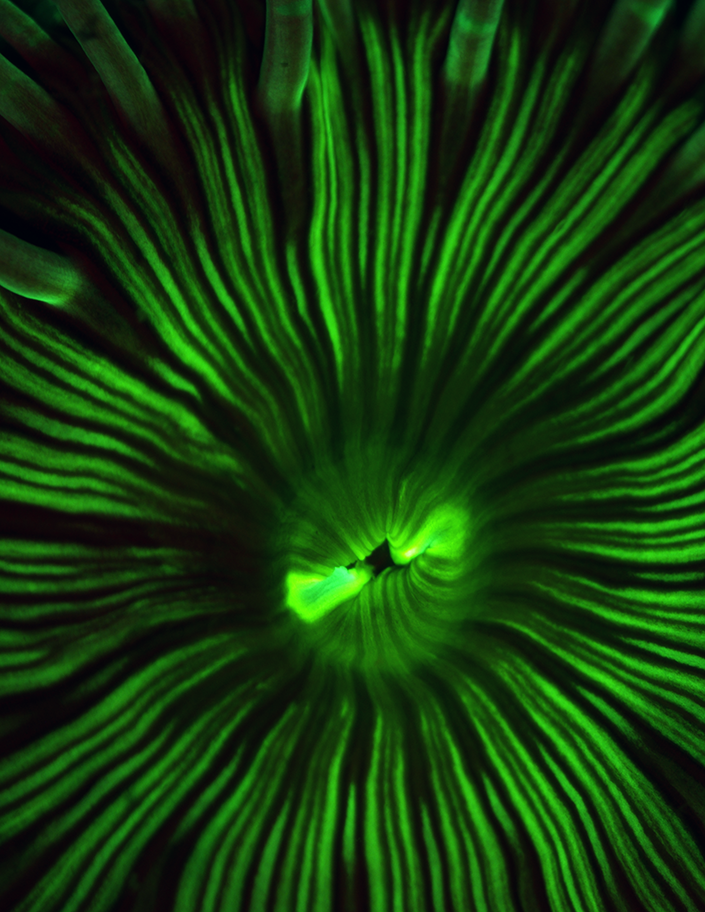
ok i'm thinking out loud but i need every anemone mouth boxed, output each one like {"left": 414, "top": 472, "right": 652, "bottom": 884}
{"left": 272, "top": 436, "right": 486, "bottom": 676}
{"left": 344, "top": 540, "right": 395, "bottom": 577}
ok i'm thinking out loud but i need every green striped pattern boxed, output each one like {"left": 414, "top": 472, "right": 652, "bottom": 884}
{"left": 1, "top": 0, "right": 705, "bottom": 910}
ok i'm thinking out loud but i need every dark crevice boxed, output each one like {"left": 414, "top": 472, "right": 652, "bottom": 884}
{"left": 346, "top": 539, "right": 397, "bottom": 577}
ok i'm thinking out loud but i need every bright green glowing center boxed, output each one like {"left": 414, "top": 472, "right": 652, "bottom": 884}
{"left": 286, "top": 562, "right": 374, "bottom": 622}
{"left": 274, "top": 441, "right": 482, "bottom": 676}
{"left": 285, "top": 503, "right": 469, "bottom": 624}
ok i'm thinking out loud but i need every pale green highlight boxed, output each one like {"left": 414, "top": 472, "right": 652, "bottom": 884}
{"left": 286, "top": 563, "right": 374, "bottom": 622}
{"left": 0, "top": 228, "right": 83, "bottom": 303}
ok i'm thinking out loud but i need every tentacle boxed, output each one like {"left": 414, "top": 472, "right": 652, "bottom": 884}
{"left": 0, "top": 228, "right": 84, "bottom": 305}
{"left": 0, "top": 49, "right": 83, "bottom": 158}
{"left": 585, "top": 0, "right": 673, "bottom": 106}
{"left": 0, "top": 0, "right": 83, "bottom": 83}
{"left": 437, "top": 0, "right": 505, "bottom": 193}
{"left": 54, "top": 0, "right": 177, "bottom": 174}
{"left": 255, "top": 0, "right": 313, "bottom": 235}
{"left": 441, "top": 0, "right": 504, "bottom": 94}
{"left": 256, "top": 0, "right": 313, "bottom": 119}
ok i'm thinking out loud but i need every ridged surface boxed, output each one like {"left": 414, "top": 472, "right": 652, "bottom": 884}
{"left": 0, "top": 0, "right": 704, "bottom": 910}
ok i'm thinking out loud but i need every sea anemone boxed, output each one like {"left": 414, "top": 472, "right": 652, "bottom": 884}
{"left": 1, "top": 0, "right": 705, "bottom": 909}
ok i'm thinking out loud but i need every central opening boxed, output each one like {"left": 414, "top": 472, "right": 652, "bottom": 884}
{"left": 345, "top": 539, "right": 397, "bottom": 577}
{"left": 274, "top": 441, "right": 480, "bottom": 676}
